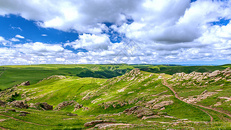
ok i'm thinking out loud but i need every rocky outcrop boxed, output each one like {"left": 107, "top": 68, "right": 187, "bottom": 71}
{"left": 123, "top": 106, "right": 154, "bottom": 118}
{"left": 142, "top": 115, "right": 160, "bottom": 120}
{"left": 55, "top": 100, "right": 79, "bottom": 110}
{"left": 145, "top": 95, "right": 172, "bottom": 109}
{"left": 74, "top": 103, "right": 83, "bottom": 111}
{"left": 84, "top": 120, "right": 110, "bottom": 127}
{"left": 67, "top": 113, "right": 77, "bottom": 116}
{"left": 35, "top": 102, "right": 53, "bottom": 110}
{"left": 0, "top": 100, "right": 6, "bottom": 107}
{"left": 94, "top": 123, "right": 132, "bottom": 129}
{"left": 173, "top": 68, "right": 231, "bottom": 80}
{"left": 16, "top": 81, "right": 30, "bottom": 87}
{"left": 208, "top": 70, "right": 221, "bottom": 77}
{"left": 183, "top": 92, "right": 217, "bottom": 103}
{"left": 98, "top": 101, "right": 128, "bottom": 109}
{"left": 152, "top": 101, "right": 174, "bottom": 109}
{"left": 9, "top": 100, "right": 29, "bottom": 109}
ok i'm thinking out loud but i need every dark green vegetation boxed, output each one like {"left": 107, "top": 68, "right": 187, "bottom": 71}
{"left": 140, "top": 64, "right": 231, "bottom": 75}
{"left": 0, "top": 64, "right": 231, "bottom": 129}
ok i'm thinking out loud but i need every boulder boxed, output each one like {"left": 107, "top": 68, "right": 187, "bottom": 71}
{"left": 36, "top": 102, "right": 53, "bottom": 110}
{"left": 82, "top": 107, "right": 89, "bottom": 111}
{"left": 94, "top": 123, "right": 131, "bottom": 129}
{"left": 67, "top": 113, "right": 77, "bottom": 116}
{"left": 142, "top": 115, "right": 160, "bottom": 120}
{"left": 20, "top": 111, "right": 30, "bottom": 114}
{"left": 10, "top": 100, "right": 29, "bottom": 109}
{"left": 19, "top": 113, "right": 26, "bottom": 116}
{"left": 74, "top": 103, "right": 83, "bottom": 109}
{"left": 6, "top": 109, "right": 16, "bottom": 112}
{"left": 208, "top": 70, "right": 220, "bottom": 77}
{"left": 55, "top": 101, "right": 77, "bottom": 110}
{"left": 19, "top": 81, "right": 30, "bottom": 86}
{"left": 123, "top": 106, "right": 154, "bottom": 118}
{"left": 152, "top": 101, "right": 173, "bottom": 109}
{"left": 84, "top": 120, "right": 108, "bottom": 127}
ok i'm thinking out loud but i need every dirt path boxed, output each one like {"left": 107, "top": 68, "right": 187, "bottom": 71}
{"left": 162, "top": 78, "right": 214, "bottom": 122}
{"left": 0, "top": 113, "right": 48, "bottom": 126}
{"left": 162, "top": 78, "right": 231, "bottom": 122}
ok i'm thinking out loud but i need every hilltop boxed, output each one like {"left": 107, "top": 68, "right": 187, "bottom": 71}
{"left": 0, "top": 64, "right": 231, "bottom": 129}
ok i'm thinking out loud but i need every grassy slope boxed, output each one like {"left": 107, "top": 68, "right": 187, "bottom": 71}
{"left": 167, "top": 68, "right": 231, "bottom": 118}
{"left": 1, "top": 70, "right": 220, "bottom": 129}
{"left": 1, "top": 64, "right": 231, "bottom": 90}
{"left": 0, "top": 64, "right": 134, "bottom": 90}
{"left": 1, "top": 64, "right": 231, "bottom": 129}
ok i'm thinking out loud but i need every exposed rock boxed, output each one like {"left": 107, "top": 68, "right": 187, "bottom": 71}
{"left": 152, "top": 101, "right": 174, "bottom": 109}
{"left": 183, "top": 92, "right": 217, "bottom": 103}
{"left": 67, "top": 113, "right": 77, "bottom": 116}
{"left": 84, "top": 120, "right": 109, "bottom": 127}
{"left": 214, "top": 102, "right": 222, "bottom": 106}
{"left": 19, "top": 113, "right": 26, "bottom": 116}
{"left": 163, "top": 115, "right": 175, "bottom": 118}
{"left": 157, "top": 112, "right": 167, "bottom": 115}
{"left": 223, "top": 67, "right": 231, "bottom": 75}
{"left": 0, "top": 100, "right": 6, "bottom": 107}
{"left": 7, "top": 109, "right": 16, "bottom": 112}
{"left": 208, "top": 70, "right": 220, "bottom": 77}
{"left": 20, "top": 111, "right": 30, "bottom": 114}
{"left": 146, "top": 95, "right": 172, "bottom": 108}
{"left": 82, "top": 92, "right": 92, "bottom": 100}
{"left": 0, "top": 119, "right": 7, "bottom": 122}
{"left": 82, "top": 107, "right": 89, "bottom": 111}
{"left": 74, "top": 103, "right": 83, "bottom": 110}
{"left": 29, "top": 103, "right": 36, "bottom": 108}
{"left": 35, "top": 102, "right": 53, "bottom": 110}
{"left": 16, "top": 81, "right": 30, "bottom": 86}
{"left": 123, "top": 106, "right": 154, "bottom": 118}
{"left": 55, "top": 100, "right": 77, "bottom": 110}
{"left": 94, "top": 123, "right": 131, "bottom": 129}
{"left": 219, "top": 97, "right": 231, "bottom": 102}
{"left": 142, "top": 115, "right": 160, "bottom": 120}
{"left": 201, "top": 90, "right": 208, "bottom": 95}
{"left": 9, "top": 100, "right": 29, "bottom": 109}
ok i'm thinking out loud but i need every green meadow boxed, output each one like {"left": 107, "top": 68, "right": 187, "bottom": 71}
{"left": 0, "top": 64, "right": 231, "bottom": 129}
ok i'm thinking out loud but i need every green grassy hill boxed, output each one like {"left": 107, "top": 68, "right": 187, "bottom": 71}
{"left": 0, "top": 64, "right": 231, "bottom": 129}
{"left": 1, "top": 64, "right": 230, "bottom": 90}
{"left": 0, "top": 64, "right": 134, "bottom": 90}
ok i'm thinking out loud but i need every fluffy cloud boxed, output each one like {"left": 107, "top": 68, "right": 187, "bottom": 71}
{"left": 65, "top": 34, "right": 111, "bottom": 51}
{"left": 15, "top": 42, "right": 64, "bottom": 54}
{"left": 0, "top": 36, "right": 11, "bottom": 46}
{"left": 118, "top": 0, "right": 231, "bottom": 43}
{"left": 0, "top": 42, "right": 72, "bottom": 65}
{"left": 10, "top": 38, "right": 20, "bottom": 42}
{"left": 0, "top": 36, "right": 6, "bottom": 43}
{"left": 0, "top": 0, "right": 142, "bottom": 33}
{"left": 15, "top": 35, "right": 25, "bottom": 39}
{"left": 0, "top": 0, "right": 231, "bottom": 65}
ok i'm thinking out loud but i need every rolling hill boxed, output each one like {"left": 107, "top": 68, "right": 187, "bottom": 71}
{"left": 0, "top": 64, "right": 231, "bottom": 129}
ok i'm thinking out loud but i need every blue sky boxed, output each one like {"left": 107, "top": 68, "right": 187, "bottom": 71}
{"left": 0, "top": 0, "right": 231, "bottom": 65}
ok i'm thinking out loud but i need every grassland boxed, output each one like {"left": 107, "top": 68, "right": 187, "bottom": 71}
{"left": 0, "top": 64, "right": 231, "bottom": 129}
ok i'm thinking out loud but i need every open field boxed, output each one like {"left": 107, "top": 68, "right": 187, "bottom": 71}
{"left": 0, "top": 64, "right": 231, "bottom": 129}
